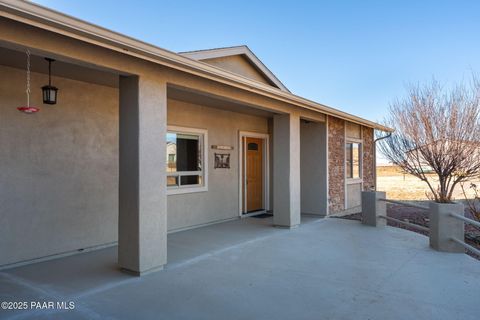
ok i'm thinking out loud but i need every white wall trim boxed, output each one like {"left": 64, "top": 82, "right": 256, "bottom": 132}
{"left": 238, "top": 131, "right": 270, "bottom": 216}
{"left": 345, "top": 125, "right": 364, "bottom": 208}
{"left": 346, "top": 137, "right": 363, "bottom": 144}
{"left": 346, "top": 178, "right": 363, "bottom": 185}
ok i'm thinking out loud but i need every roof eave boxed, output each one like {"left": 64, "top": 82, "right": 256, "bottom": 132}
{"left": 0, "top": 0, "right": 393, "bottom": 132}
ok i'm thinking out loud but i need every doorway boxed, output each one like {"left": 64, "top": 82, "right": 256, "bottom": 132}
{"left": 239, "top": 132, "right": 269, "bottom": 216}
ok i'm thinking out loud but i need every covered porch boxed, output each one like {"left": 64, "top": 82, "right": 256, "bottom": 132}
{"left": 1, "top": 216, "right": 479, "bottom": 320}
{"left": 0, "top": 35, "right": 327, "bottom": 275}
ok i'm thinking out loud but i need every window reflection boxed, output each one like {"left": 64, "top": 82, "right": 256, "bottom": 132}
{"left": 166, "top": 131, "right": 204, "bottom": 188}
{"left": 346, "top": 142, "right": 361, "bottom": 179}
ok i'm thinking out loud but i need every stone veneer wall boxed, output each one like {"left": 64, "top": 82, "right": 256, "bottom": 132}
{"left": 328, "top": 117, "right": 377, "bottom": 214}
{"left": 328, "top": 116, "right": 345, "bottom": 213}
{"left": 362, "top": 126, "right": 375, "bottom": 191}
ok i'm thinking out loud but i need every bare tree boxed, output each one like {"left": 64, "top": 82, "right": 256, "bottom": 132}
{"left": 378, "top": 78, "right": 480, "bottom": 203}
{"left": 461, "top": 182, "right": 480, "bottom": 222}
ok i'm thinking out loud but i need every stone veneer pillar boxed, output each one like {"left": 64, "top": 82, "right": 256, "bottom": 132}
{"left": 327, "top": 116, "right": 345, "bottom": 213}
{"left": 362, "top": 126, "right": 375, "bottom": 191}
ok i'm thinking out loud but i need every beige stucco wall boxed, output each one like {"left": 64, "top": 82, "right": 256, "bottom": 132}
{"left": 201, "top": 55, "right": 272, "bottom": 86}
{"left": 0, "top": 65, "right": 119, "bottom": 266}
{"left": 346, "top": 183, "right": 362, "bottom": 208}
{"left": 167, "top": 99, "right": 269, "bottom": 231}
{"left": 346, "top": 122, "right": 361, "bottom": 139}
{"left": 0, "top": 62, "right": 271, "bottom": 266}
{"left": 300, "top": 121, "right": 328, "bottom": 215}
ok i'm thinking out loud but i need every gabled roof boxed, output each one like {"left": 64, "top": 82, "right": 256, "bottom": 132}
{"left": 0, "top": 0, "right": 393, "bottom": 132}
{"left": 179, "top": 46, "right": 290, "bottom": 92}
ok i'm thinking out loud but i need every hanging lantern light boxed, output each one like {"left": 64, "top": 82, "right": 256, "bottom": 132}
{"left": 17, "top": 49, "right": 40, "bottom": 114}
{"left": 42, "top": 58, "right": 58, "bottom": 105}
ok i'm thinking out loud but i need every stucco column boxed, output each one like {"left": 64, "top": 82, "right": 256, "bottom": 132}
{"left": 273, "top": 113, "right": 301, "bottom": 228}
{"left": 361, "top": 191, "right": 386, "bottom": 227}
{"left": 118, "top": 75, "right": 167, "bottom": 275}
{"left": 300, "top": 121, "right": 328, "bottom": 215}
{"left": 429, "top": 202, "right": 465, "bottom": 253}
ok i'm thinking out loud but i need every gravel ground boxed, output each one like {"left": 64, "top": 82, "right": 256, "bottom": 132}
{"left": 338, "top": 203, "right": 480, "bottom": 260}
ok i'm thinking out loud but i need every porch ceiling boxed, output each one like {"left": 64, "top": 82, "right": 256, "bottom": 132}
{"left": 0, "top": 44, "right": 119, "bottom": 88}
{"left": 168, "top": 84, "right": 278, "bottom": 118}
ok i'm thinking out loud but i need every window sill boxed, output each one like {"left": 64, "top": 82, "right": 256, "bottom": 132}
{"left": 167, "top": 186, "right": 208, "bottom": 195}
{"left": 346, "top": 178, "right": 363, "bottom": 185}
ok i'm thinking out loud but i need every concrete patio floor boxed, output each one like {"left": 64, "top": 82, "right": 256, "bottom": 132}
{"left": 1, "top": 215, "right": 479, "bottom": 320}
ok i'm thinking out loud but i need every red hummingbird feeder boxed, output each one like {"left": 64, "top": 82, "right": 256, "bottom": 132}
{"left": 18, "top": 49, "right": 40, "bottom": 114}
{"left": 17, "top": 106, "right": 40, "bottom": 113}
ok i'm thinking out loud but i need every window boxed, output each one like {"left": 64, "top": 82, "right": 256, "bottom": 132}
{"left": 346, "top": 142, "right": 361, "bottom": 179}
{"left": 166, "top": 126, "right": 208, "bottom": 194}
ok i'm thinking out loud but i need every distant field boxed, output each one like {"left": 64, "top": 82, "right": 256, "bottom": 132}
{"left": 376, "top": 165, "right": 480, "bottom": 201}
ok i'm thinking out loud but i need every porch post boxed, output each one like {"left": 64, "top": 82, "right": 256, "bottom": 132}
{"left": 273, "top": 113, "right": 301, "bottom": 228}
{"left": 429, "top": 202, "right": 465, "bottom": 253}
{"left": 361, "top": 191, "right": 386, "bottom": 227}
{"left": 118, "top": 75, "right": 167, "bottom": 275}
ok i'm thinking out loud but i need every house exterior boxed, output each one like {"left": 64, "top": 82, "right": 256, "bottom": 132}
{"left": 0, "top": 1, "right": 392, "bottom": 275}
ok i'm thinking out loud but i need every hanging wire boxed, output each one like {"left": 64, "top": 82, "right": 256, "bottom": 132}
{"left": 17, "top": 48, "right": 38, "bottom": 114}
{"left": 26, "top": 49, "right": 31, "bottom": 108}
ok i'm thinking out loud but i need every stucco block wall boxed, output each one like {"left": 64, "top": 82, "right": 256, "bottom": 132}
{"left": 362, "top": 126, "right": 375, "bottom": 191}
{"left": 327, "top": 116, "right": 345, "bottom": 213}
{"left": 166, "top": 99, "right": 269, "bottom": 231}
{"left": 0, "top": 65, "right": 118, "bottom": 266}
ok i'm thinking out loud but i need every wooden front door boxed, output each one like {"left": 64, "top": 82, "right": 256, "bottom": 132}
{"left": 245, "top": 137, "right": 264, "bottom": 212}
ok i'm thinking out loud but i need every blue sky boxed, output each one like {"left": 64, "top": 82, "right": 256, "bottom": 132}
{"left": 32, "top": 0, "right": 480, "bottom": 123}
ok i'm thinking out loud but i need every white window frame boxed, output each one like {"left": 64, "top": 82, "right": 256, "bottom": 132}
{"left": 345, "top": 138, "right": 363, "bottom": 184}
{"left": 167, "top": 125, "right": 208, "bottom": 195}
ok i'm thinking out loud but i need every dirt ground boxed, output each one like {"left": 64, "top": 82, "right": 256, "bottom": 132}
{"left": 339, "top": 204, "right": 480, "bottom": 260}
{"left": 341, "top": 165, "right": 480, "bottom": 260}
{"left": 376, "top": 165, "right": 480, "bottom": 201}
